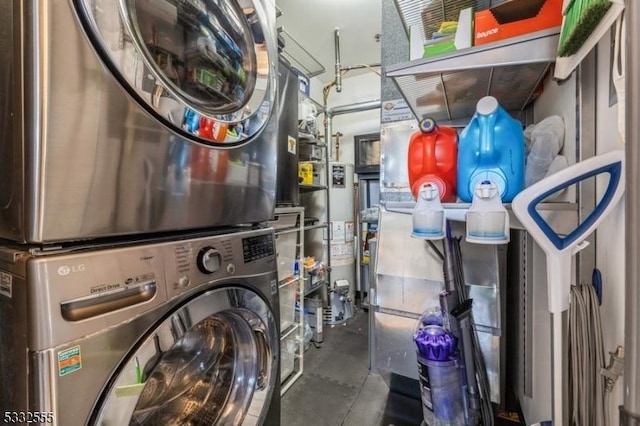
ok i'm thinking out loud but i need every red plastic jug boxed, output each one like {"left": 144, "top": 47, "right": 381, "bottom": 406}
{"left": 408, "top": 118, "right": 458, "bottom": 202}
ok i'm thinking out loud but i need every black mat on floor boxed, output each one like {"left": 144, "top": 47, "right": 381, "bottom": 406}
{"left": 380, "top": 390, "right": 423, "bottom": 426}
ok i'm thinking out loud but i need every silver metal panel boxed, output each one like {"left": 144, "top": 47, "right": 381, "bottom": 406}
{"left": 467, "top": 285, "right": 499, "bottom": 332}
{"left": 376, "top": 274, "right": 443, "bottom": 315}
{"left": 374, "top": 208, "right": 506, "bottom": 402}
{"left": 0, "top": 1, "right": 22, "bottom": 242}
{"left": 375, "top": 210, "right": 503, "bottom": 318}
{"left": 461, "top": 241, "right": 501, "bottom": 290}
{"left": 276, "top": 60, "right": 300, "bottom": 206}
{"left": 1, "top": 0, "right": 279, "bottom": 243}
{"left": 373, "top": 310, "right": 420, "bottom": 379}
{"left": 476, "top": 330, "right": 502, "bottom": 404}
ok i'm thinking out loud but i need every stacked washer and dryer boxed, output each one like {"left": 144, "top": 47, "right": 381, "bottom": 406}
{"left": 0, "top": 0, "right": 281, "bottom": 425}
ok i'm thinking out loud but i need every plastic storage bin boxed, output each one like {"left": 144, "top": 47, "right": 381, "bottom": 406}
{"left": 268, "top": 212, "right": 298, "bottom": 230}
{"left": 279, "top": 280, "right": 298, "bottom": 331}
{"left": 280, "top": 330, "right": 298, "bottom": 382}
{"left": 275, "top": 232, "right": 297, "bottom": 281}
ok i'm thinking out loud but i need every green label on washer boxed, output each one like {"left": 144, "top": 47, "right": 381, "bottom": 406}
{"left": 58, "top": 346, "right": 82, "bottom": 376}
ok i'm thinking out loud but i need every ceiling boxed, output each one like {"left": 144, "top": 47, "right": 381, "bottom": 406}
{"left": 275, "top": 0, "right": 382, "bottom": 84}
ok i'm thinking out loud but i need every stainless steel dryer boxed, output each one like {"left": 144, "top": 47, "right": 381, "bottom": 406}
{"left": 0, "top": 0, "right": 278, "bottom": 243}
{"left": 0, "top": 227, "right": 280, "bottom": 425}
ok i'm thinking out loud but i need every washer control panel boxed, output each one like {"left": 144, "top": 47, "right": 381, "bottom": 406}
{"left": 242, "top": 233, "right": 275, "bottom": 263}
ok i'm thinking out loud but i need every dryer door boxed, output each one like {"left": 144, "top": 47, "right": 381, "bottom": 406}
{"left": 73, "top": 0, "right": 275, "bottom": 145}
{"left": 92, "top": 286, "right": 278, "bottom": 426}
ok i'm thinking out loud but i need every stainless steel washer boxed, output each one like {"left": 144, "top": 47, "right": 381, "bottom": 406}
{"left": 0, "top": 228, "right": 280, "bottom": 425}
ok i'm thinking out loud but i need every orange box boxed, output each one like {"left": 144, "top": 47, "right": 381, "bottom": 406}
{"left": 474, "top": 0, "right": 563, "bottom": 46}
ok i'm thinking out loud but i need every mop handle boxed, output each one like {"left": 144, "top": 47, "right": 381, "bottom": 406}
{"left": 552, "top": 312, "right": 565, "bottom": 426}
{"left": 546, "top": 242, "right": 589, "bottom": 314}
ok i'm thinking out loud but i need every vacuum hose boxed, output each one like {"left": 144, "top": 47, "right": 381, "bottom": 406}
{"left": 568, "top": 281, "right": 606, "bottom": 425}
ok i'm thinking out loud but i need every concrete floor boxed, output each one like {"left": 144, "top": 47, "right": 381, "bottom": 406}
{"left": 281, "top": 308, "right": 423, "bottom": 426}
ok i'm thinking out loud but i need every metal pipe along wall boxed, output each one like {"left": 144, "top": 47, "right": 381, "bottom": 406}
{"left": 334, "top": 28, "right": 342, "bottom": 92}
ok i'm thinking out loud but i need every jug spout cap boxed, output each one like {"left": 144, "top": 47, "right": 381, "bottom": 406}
{"left": 476, "top": 96, "right": 499, "bottom": 116}
{"left": 419, "top": 117, "right": 438, "bottom": 133}
{"left": 420, "top": 182, "right": 440, "bottom": 201}
{"left": 476, "top": 180, "right": 498, "bottom": 198}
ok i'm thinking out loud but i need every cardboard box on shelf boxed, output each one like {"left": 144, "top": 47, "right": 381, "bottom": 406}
{"left": 424, "top": 7, "right": 474, "bottom": 58}
{"left": 474, "top": 0, "right": 562, "bottom": 46}
{"left": 298, "top": 162, "right": 314, "bottom": 185}
{"left": 410, "top": 7, "right": 474, "bottom": 60}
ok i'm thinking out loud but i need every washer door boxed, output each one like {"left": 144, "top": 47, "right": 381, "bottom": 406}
{"left": 73, "top": 0, "right": 274, "bottom": 145}
{"left": 93, "top": 286, "right": 278, "bottom": 426}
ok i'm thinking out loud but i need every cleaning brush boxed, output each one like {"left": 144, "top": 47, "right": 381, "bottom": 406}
{"left": 558, "top": 0, "right": 612, "bottom": 57}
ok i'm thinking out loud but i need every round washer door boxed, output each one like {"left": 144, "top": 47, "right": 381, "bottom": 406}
{"left": 93, "top": 286, "right": 278, "bottom": 426}
{"left": 73, "top": 0, "right": 275, "bottom": 145}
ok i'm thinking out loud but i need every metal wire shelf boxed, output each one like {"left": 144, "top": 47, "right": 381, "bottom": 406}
{"left": 385, "top": 28, "right": 560, "bottom": 123}
{"left": 277, "top": 27, "right": 326, "bottom": 78}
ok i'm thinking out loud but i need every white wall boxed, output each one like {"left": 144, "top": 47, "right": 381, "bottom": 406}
{"left": 595, "top": 28, "right": 626, "bottom": 424}
{"left": 519, "top": 34, "right": 626, "bottom": 424}
{"left": 508, "top": 35, "right": 627, "bottom": 422}
{"left": 516, "top": 71, "right": 577, "bottom": 425}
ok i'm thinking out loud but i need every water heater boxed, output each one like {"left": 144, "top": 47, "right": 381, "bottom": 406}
{"left": 324, "top": 162, "right": 356, "bottom": 324}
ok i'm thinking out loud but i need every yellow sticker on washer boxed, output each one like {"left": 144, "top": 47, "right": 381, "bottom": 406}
{"left": 58, "top": 346, "right": 82, "bottom": 376}
{"left": 0, "top": 272, "right": 12, "bottom": 298}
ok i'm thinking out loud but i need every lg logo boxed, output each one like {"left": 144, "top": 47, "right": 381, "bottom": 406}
{"left": 58, "top": 264, "right": 86, "bottom": 276}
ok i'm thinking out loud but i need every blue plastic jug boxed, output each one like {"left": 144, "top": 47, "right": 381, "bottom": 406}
{"left": 457, "top": 96, "right": 525, "bottom": 203}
